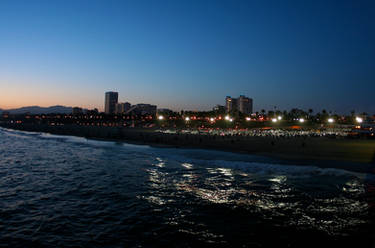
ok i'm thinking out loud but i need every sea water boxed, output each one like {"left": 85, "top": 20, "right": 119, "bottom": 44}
{"left": 0, "top": 127, "right": 374, "bottom": 247}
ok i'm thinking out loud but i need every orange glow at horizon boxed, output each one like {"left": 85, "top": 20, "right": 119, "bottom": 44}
{"left": 0, "top": 81, "right": 103, "bottom": 111}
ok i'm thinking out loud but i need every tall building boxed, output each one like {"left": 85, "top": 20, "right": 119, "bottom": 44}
{"left": 104, "top": 91, "right": 118, "bottom": 114}
{"left": 115, "top": 102, "right": 131, "bottom": 114}
{"left": 226, "top": 96, "right": 238, "bottom": 113}
{"left": 226, "top": 95, "right": 253, "bottom": 114}
{"left": 238, "top": 95, "right": 253, "bottom": 114}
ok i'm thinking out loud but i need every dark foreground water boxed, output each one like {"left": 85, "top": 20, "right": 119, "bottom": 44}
{"left": 0, "top": 128, "right": 375, "bottom": 248}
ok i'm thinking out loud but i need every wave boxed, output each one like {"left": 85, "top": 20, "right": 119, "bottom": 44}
{"left": 157, "top": 153, "right": 371, "bottom": 180}
{"left": 1, "top": 127, "right": 373, "bottom": 181}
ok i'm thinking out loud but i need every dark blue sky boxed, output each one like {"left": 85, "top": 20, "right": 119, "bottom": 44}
{"left": 0, "top": 0, "right": 374, "bottom": 113}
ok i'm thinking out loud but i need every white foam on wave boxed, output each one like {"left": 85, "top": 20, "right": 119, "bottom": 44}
{"left": 37, "top": 131, "right": 154, "bottom": 150}
{"left": 142, "top": 145, "right": 375, "bottom": 181}
{"left": 1, "top": 127, "right": 373, "bottom": 181}
{"left": 1, "top": 127, "right": 154, "bottom": 154}
{"left": 155, "top": 150, "right": 371, "bottom": 180}
{"left": 39, "top": 132, "right": 118, "bottom": 147}
{"left": 0, "top": 127, "right": 40, "bottom": 139}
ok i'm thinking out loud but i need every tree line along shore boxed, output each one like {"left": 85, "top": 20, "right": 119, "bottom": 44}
{"left": 1, "top": 123, "right": 374, "bottom": 174}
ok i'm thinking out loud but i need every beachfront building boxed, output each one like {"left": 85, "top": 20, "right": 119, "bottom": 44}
{"left": 238, "top": 95, "right": 253, "bottom": 114}
{"left": 85, "top": 108, "right": 99, "bottom": 115}
{"left": 125, "top": 104, "right": 157, "bottom": 116}
{"left": 226, "top": 96, "right": 238, "bottom": 113}
{"left": 2, "top": 111, "right": 10, "bottom": 118}
{"left": 226, "top": 95, "right": 253, "bottom": 114}
{"left": 213, "top": 105, "right": 226, "bottom": 113}
{"left": 158, "top": 108, "right": 174, "bottom": 115}
{"left": 104, "top": 91, "right": 118, "bottom": 114}
{"left": 115, "top": 102, "right": 131, "bottom": 114}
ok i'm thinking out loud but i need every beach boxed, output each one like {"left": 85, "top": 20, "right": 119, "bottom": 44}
{"left": 1, "top": 123, "right": 374, "bottom": 173}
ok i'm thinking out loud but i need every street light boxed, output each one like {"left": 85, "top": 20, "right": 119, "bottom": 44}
{"left": 277, "top": 116, "right": 282, "bottom": 120}
{"left": 185, "top": 117, "right": 190, "bottom": 121}
{"left": 355, "top": 117, "right": 363, "bottom": 123}
{"left": 272, "top": 118, "right": 277, "bottom": 123}
{"left": 328, "top": 118, "right": 334, "bottom": 123}
{"left": 225, "top": 115, "right": 230, "bottom": 121}
{"left": 299, "top": 118, "right": 305, "bottom": 123}
{"left": 210, "top": 117, "right": 215, "bottom": 122}
{"left": 158, "top": 115, "right": 164, "bottom": 120}
{"left": 246, "top": 117, "right": 251, "bottom": 121}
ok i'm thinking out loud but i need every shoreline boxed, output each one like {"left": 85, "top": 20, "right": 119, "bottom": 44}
{"left": 1, "top": 123, "right": 375, "bottom": 174}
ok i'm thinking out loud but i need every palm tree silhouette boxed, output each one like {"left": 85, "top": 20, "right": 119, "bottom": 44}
{"left": 308, "top": 109, "right": 313, "bottom": 120}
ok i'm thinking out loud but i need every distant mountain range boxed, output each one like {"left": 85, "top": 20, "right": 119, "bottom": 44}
{"left": 0, "top": 105, "right": 74, "bottom": 114}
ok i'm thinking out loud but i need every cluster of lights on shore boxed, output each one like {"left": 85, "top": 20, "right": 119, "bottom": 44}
{"left": 157, "top": 115, "right": 364, "bottom": 124}
{"left": 271, "top": 116, "right": 283, "bottom": 123}
{"left": 224, "top": 115, "right": 234, "bottom": 122}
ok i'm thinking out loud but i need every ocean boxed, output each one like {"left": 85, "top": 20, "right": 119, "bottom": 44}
{"left": 0, "top": 127, "right": 374, "bottom": 247}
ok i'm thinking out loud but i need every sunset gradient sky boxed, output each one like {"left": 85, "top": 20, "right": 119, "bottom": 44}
{"left": 1, "top": 0, "right": 374, "bottom": 113}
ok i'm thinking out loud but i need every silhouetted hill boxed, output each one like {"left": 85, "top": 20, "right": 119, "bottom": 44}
{"left": 5, "top": 106, "right": 73, "bottom": 114}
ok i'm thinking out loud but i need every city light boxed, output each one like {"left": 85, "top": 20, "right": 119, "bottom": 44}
{"left": 299, "top": 118, "right": 305, "bottom": 123}
{"left": 158, "top": 115, "right": 164, "bottom": 120}
{"left": 272, "top": 118, "right": 277, "bottom": 122}
{"left": 328, "top": 118, "right": 334, "bottom": 123}
{"left": 185, "top": 117, "right": 190, "bottom": 121}
{"left": 225, "top": 115, "right": 230, "bottom": 121}
{"left": 246, "top": 117, "right": 251, "bottom": 121}
{"left": 229, "top": 118, "right": 233, "bottom": 122}
{"left": 210, "top": 117, "right": 215, "bottom": 122}
{"left": 277, "top": 116, "right": 282, "bottom": 120}
{"left": 355, "top": 117, "right": 363, "bottom": 123}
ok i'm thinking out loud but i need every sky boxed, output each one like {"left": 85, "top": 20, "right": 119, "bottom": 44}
{"left": 0, "top": 0, "right": 374, "bottom": 114}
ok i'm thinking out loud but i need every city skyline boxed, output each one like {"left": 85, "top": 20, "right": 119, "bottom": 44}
{"left": 1, "top": 0, "right": 374, "bottom": 113}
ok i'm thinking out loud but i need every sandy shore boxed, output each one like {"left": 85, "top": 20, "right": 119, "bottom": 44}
{"left": 1, "top": 123, "right": 375, "bottom": 173}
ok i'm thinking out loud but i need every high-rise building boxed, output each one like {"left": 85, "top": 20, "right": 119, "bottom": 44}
{"left": 238, "top": 95, "right": 253, "bottom": 114}
{"left": 115, "top": 102, "right": 131, "bottom": 114}
{"left": 104, "top": 91, "right": 118, "bottom": 114}
{"left": 226, "top": 96, "right": 238, "bottom": 113}
{"left": 225, "top": 95, "right": 253, "bottom": 114}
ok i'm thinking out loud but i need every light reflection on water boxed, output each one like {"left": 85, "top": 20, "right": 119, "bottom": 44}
{"left": 146, "top": 158, "right": 373, "bottom": 237}
{"left": 1, "top": 127, "right": 375, "bottom": 247}
{"left": 181, "top": 162, "right": 193, "bottom": 169}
